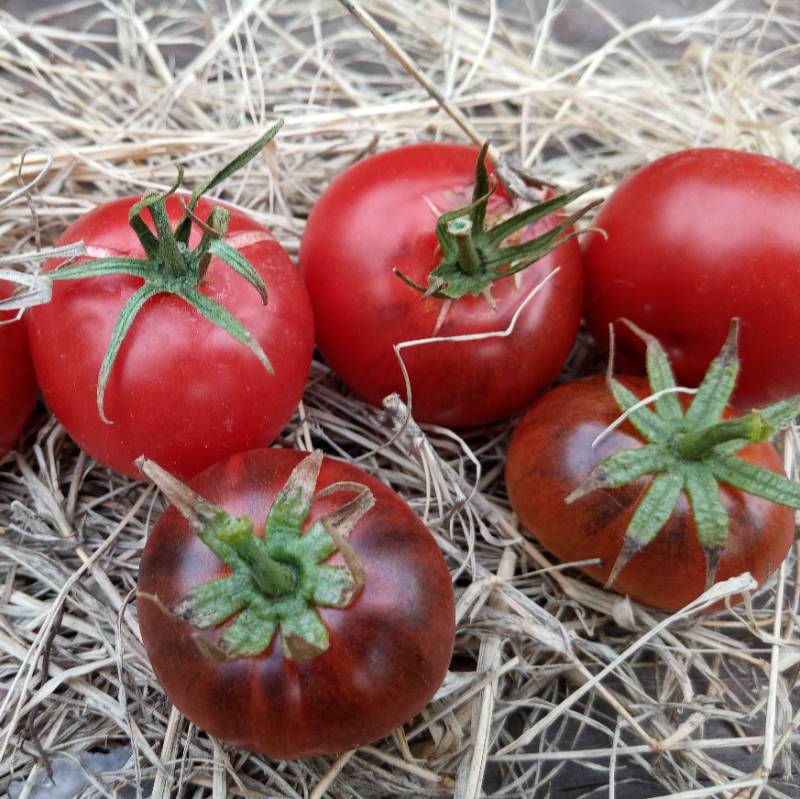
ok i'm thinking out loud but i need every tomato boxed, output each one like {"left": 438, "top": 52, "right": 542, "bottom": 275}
{"left": 299, "top": 143, "right": 585, "bottom": 428}
{"left": 584, "top": 147, "right": 800, "bottom": 410}
{"left": 27, "top": 194, "right": 314, "bottom": 478}
{"left": 137, "top": 448, "right": 455, "bottom": 759}
{"left": 0, "top": 280, "right": 37, "bottom": 457}
{"left": 505, "top": 376, "right": 795, "bottom": 612}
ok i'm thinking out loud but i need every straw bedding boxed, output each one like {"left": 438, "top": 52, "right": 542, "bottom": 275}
{"left": 1, "top": 1, "right": 799, "bottom": 797}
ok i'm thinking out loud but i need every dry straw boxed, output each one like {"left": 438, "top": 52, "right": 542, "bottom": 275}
{"left": 1, "top": 1, "right": 799, "bottom": 797}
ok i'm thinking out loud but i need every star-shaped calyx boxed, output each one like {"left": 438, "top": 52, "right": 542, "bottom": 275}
{"left": 47, "top": 120, "right": 285, "bottom": 423}
{"left": 566, "top": 319, "right": 800, "bottom": 591}
{"left": 395, "top": 142, "right": 600, "bottom": 305}
{"left": 137, "top": 452, "right": 372, "bottom": 661}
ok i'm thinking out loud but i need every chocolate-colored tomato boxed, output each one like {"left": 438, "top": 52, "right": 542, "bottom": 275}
{"left": 0, "top": 280, "right": 37, "bottom": 456}
{"left": 138, "top": 448, "right": 455, "bottom": 758}
{"left": 505, "top": 375, "right": 796, "bottom": 612}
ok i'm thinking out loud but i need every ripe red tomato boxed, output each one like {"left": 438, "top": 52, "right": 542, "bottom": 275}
{"left": 505, "top": 376, "right": 794, "bottom": 611}
{"left": 584, "top": 148, "right": 800, "bottom": 410}
{"left": 299, "top": 143, "right": 584, "bottom": 428}
{"left": 138, "top": 448, "right": 455, "bottom": 759}
{"left": 27, "top": 195, "right": 314, "bottom": 478}
{"left": 0, "top": 280, "right": 37, "bottom": 457}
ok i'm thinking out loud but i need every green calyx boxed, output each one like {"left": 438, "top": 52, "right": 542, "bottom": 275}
{"left": 137, "top": 452, "right": 373, "bottom": 662}
{"left": 49, "top": 119, "right": 285, "bottom": 424}
{"left": 566, "top": 318, "right": 800, "bottom": 592}
{"left": 395, "top": 141, "right": 600, "bottom": 303}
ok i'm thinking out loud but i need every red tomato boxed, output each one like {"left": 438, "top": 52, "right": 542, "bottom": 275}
{"left": 584, "top": 148, "right": 800, "bottom": 410}
{"left": 505, "top": 376, "right": 795, "bottom": 611}
{"left": 0, "top": 280, "right": 37, "bottom": 457}
{"left": 138, "top": 448, "right": 455, "bottom": 759}
{"left": 299, "top": 143, "right": 583, "bottom": 428}
{"left": 27, "top": 196, "right": 314, "bottom": 478}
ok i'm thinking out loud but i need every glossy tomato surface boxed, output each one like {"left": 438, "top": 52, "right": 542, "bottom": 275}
{"left": 28, "top": 196, "right": 314, "bottom": 478}
{"left": 299, "top": 143, "right": 583, "bottom": 428}
{"left": 0, "top": 280, "right": 37, "bottom": 457}
{"left": 138, "top": 448, "right": 455, "bottom": 759}
{"left": 505, "top": 376, "right": 794, "bottom": 611}
{"left": 584, "top": 148, "right": 800, "bottom": 410}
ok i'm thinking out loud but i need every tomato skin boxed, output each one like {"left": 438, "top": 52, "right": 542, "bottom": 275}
{"left": 27, "top": 196, "right": 314, "bottom": 478}
{"left": 299, "top": 143, "right": 583, "bottom": 428}
{"left": 505, "top": 376, "right": 795, "bottom": 611}
{"left": 0, "top": 281, "right": 37, "bottom": 457}
{"left": 584, "top": 148, "right": 800, "bottom": 410}
{"left": 138, "top": 448, "right": 455, "bottom": 759}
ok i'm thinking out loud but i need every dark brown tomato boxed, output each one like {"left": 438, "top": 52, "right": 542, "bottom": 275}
{"left": 505, "top": 376, "right": 795, "bottom": 611}
{"left": 138, "top": 448, "right": 455, "bottom": 758}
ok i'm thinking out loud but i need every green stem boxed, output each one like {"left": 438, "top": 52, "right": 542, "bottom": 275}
{"left": 137, "top": 454, "right": 365, "bottom": 662}
{"left": 218, "top": 524, "right": 296, "bottom": 597}
{"left": 446, "top": 217, "right": 482, "bottom": 275}
{"left": 675, "top": 412, "right": 773, "bottom": 460}
{"left": 149, "top": 198, "right": 187, "bottom": 278}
